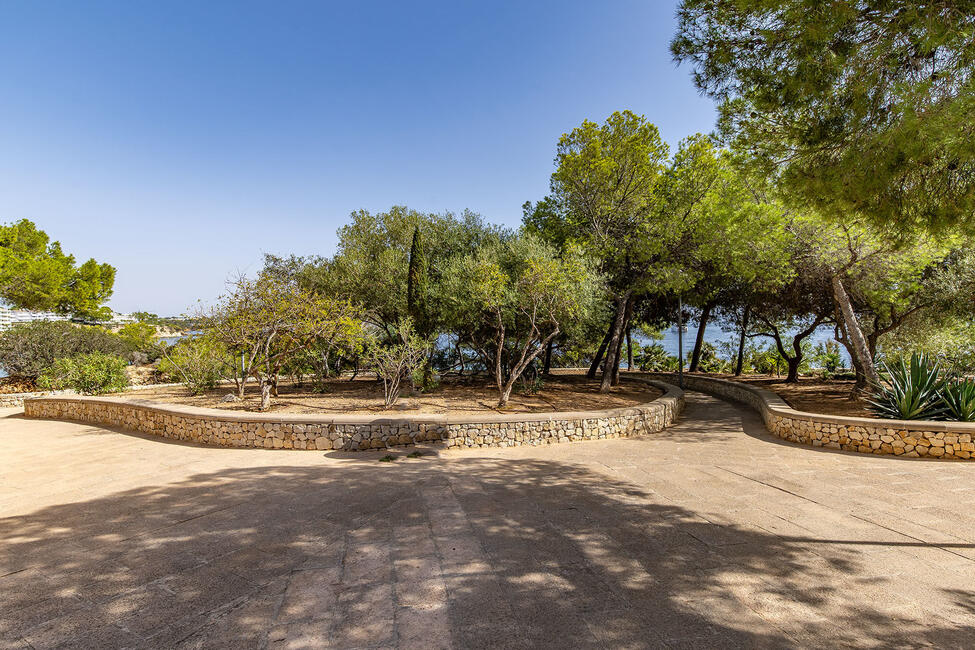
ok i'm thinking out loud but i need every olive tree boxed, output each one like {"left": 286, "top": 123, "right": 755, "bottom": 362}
{"left": 444, "top": 233, "right": 602, "bottom": 407}
{"left": 203, "top": 275, "right": 367, "bottom": 410}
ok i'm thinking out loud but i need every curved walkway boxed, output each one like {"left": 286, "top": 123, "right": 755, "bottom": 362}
{"left": 2, "top": 392, "right": 975, "bottom": 648}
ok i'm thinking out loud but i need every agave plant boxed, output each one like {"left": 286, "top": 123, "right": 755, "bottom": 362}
{"left": 866, "top": 353, "right": 948, "bottom": 420}
{"left": 941, "top": 377, "right": 975, "bottom": 422}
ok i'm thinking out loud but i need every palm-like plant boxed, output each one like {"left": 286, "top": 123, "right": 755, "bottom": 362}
{"left": 941, "top": 378, "right": 975, "bottom": 422}
{"left": 867, "top": 353, "right": 948, "bottom": 420}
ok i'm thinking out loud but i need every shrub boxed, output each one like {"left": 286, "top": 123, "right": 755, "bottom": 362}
{"left": 813, "top": 341, "right": 843, "bottom": 379}
{"left": 515, "top": 371, "right": 543, "bottom": 396}
{"left": 38, "top": 352, "right": 130, "bottom": 395}
{"left": 365, "top": 321, "right": 429, "bottom": 407}
{"left": 696, "top": 342, "right": 729, "bottom": 373}
{"left": 117, "top": 322, "right": 162, "bottom": 361}
{"left": 636, "top": 343, "right": 678, "bottom": 371}
{"left": 158, "top": 337, "right": 227, "bottom": 395}
{"left": 411, "top": 366, "right": 441, "bottom": 393}
{"left": 867, "top": 353, "right": 947, "bottom": 420}
{"left": 0, "top": 321, "right": 131, "bottom": 379}
{"left": 941, "top": 378, "right": 975, "bottom": 422}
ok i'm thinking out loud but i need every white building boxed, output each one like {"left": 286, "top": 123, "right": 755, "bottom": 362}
{"left": 0, "top": 307, "right": 70, "bottom": 330}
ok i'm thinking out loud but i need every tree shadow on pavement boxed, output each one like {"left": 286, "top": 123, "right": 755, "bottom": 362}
{"left": 1, "top": 455, "right": 973, "bottom": 648}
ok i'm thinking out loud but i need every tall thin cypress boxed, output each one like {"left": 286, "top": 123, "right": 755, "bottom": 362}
{"left": 406, "top": 225, "right": 427, "bottom": 335}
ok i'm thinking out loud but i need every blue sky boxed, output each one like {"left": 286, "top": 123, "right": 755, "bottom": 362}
{"left": 0, "top": 1, "right": 716, "bottom": 315}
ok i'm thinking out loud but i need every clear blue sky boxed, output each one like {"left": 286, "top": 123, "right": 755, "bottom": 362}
{"left": 0, "top": 0, "right": 716, "bottom": 316}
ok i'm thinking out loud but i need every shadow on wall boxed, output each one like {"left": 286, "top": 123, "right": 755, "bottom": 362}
{"left": 1, "top": 457, "right": 974, "bottom": 647}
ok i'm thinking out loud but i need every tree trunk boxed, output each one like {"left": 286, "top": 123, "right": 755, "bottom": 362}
{"left": 497, "top": 382, "right": 515, "bottom": 408}
{"left": 543, "top": 338, "right": 554, "bottom": 375}
{"left": 610, "top": 298, "right": 633, "bottom": 386}
{"left": 786, "top": 356, "right": 802, "bottom": 383}
{"left": 688, "top": 302, "right": 713, "bottom": 372}
{"left": 497, "top": 330, "right": 559, "bottom": 407}
{"left": 588, "top": 325, "right": 613, "bottom": 379}
{"left": 734, "top": 305, "right": 750, "bottom": 376}
{"left": 259, "top": 378, "right": 272, "bottom": 411}
{"left": 600, "top": 293, "right": 627, "bottom": 391}
{"left": 626, "top": 327, "right": 633, "bottom": 371}
{"left": 831, "top": 275, "right": 880, "bottom": 388}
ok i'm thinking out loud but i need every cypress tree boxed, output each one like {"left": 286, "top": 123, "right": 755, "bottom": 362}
{"left": 406, "top": 225, "right": 427, "bottom": 335}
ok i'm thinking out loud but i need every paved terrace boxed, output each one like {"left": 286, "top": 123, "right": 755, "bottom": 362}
{"left": 2, "top": 392, "right": 975, "bottom": 648}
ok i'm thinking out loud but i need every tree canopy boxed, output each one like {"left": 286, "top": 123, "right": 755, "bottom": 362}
{"left": 672, "top": 0, "right": 975, "bottom": 233}
{"left": 0, "top": 219, "right": 116, "bottom": 318}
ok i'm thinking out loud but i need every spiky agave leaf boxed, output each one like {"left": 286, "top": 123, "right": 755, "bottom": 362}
{"left": 866, "top": 353, "right": 948, "bottom": 421}
{"left": 941, "top": 377, "right": 975, "bottom": 422}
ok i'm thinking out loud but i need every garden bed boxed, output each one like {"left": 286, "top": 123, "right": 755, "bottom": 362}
{"left": 117, "top": 374, "right": 661, "bottom": 415}
{"left": 729, "top": 376, "right": 872, "bottom": 418}
{"left": 0, "top": 376, "right": 37, "bottom": 394}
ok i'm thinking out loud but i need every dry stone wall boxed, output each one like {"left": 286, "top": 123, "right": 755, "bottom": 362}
{"left": 23, "top": 378, "right": 683, "bottom": 451}
{"left": 1, "top": 390, "right": 74, "bottom": 408}
{"left": 647, "top": 373, "right": 975, "bottom": 460}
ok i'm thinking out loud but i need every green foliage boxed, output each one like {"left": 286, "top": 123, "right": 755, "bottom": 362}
{"left": 941, "top": 378, "right": 975, "bottom": 423}
{"left": 515, "top": 373, "right": 544, "bottom": 396}
{"left": 550, "top": 111, "right": 674, "bottom": 295}
{"left": 203, "top": 274, "right": 368, "bottom": 409}
{"left": 159, "top": 336, "right": 229, "bottom": 395}
{"left": 365, "top": 320, "right": 430, "bottom": 408}
{"left": 131, "top": 311, "right": 162, "bottom": 324}
{"left": 813, "top": 341, "right": 843, "bottom": 379}
{"left": 748, "top": 342, "right": 787, "bottom": 376}
{"left": 867, "top": 354, "right": 948, "bottom": 420}
{"left": 410, "top": 366, "right": 440, "bottom": 393}
{"left": 116, "top": 322, "right": 161, "bottom": 361}
{"left": 695, "top": 341, "right": 728, "bottom": 374}
{"left": 0, "top": 321, "right": 131, "bottom": 378}
{"left": 635, "top": 343, "right": 678, "bottom": 372}
{"left": 443, "top": 232, "right": 602, "bottom": 406}
{"left": 323, "top": 207, "right": 498, "bottom": 334}
{"left": 672, "top": 1, "right": 975, "bottom": 233}
{"left": 883, "top": 317, "right": 975, "bottom": 374}
{"left": 406, "top": 225, "right": 429, "bottom": 335}
{"left": 868, "top": 353, "right": 975, "bottom": 421}
{"left": 0, "top": 219, "right": 116, "bottom": 317}
{"left": 38, "top": 351, "right": 129, "bottom": 395}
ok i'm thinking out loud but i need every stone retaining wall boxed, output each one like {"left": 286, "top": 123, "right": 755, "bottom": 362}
{"left": 23, "top": 378, "right": 684, "bottom": 451}
{"left": 0, "top": 382, "right": 183, "bottom": 409}
{"left": 647, "top": 373, "right": 975, "bottom": 460}
{"left": 0, "top": 390, "right": 74, "bottom": 408}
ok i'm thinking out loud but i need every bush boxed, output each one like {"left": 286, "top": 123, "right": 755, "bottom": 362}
{"left": 117, "top": 322, "right": 162, "bottom": 361}
{"left": 411, "top": 366, "right": 441, "bottom": 393}
{"left": 365, "top": 321, "right": 429, "bottom": 407}
{"left": 38, "top": 352, "right": 130, "bottom": 395}
{"left": 0, "top": 321, "right": 131, "bottom": 379}
{"left": 636, "top": 343, "right": 678, "bottom": 371}
{"left": 515, "top": 368, "right": 543, "bottom": 396}
{"left": 812, "top": 341, "right": 843, "bottom": 378}
{"left": 867, "top": 353, "right": 947, "bottom": 420}
{"left": 158, "top": 337, "right": 228, "bottom": 395}
{"left": 696, "top": 342, "right": 729, "bottom": 373}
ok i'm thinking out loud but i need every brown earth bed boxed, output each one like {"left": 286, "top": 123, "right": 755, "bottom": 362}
{"left": 119, "top": 374, "right": 662, "bottom": 416}
{"left": 0, "top": 376, "right": 38, "bottom": 394}
{"left": 725, "top": 375, "right": 873, "bottom": 418}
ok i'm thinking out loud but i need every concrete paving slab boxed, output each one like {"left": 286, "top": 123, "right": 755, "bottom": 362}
{"left": 3, "top": 393, "right": 975, "bottom": 647}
